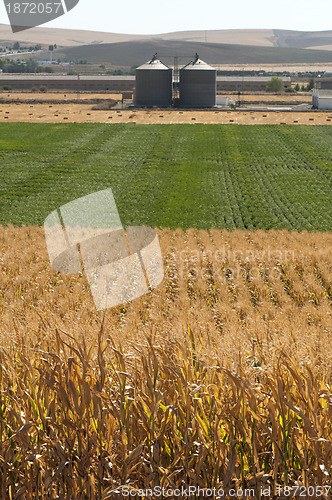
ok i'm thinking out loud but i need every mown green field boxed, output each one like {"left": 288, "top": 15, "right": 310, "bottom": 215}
{"left": 0, "top": 123, "right": 331, "bottom": 231}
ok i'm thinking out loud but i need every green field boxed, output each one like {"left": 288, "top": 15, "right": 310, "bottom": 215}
{"left": 0, "top": 123, "right": 331, "bottom": 231}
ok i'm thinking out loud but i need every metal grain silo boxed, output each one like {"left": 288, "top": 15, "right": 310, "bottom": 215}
{"left": 135, "top": 54, "right": 173, "bottom": 107}
{"left": 180, "top": 54, "right": 216, "bottom": 108}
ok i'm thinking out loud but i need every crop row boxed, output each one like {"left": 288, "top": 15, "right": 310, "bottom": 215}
{"left": 0, "top": 123, "right": 331, "bottom": 231}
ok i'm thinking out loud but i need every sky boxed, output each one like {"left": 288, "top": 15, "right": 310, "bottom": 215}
{"left": 1, "top": 0, "right": 332, "bottom": 34}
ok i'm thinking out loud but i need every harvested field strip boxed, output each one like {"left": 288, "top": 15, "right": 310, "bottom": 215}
{"left": 0, "top": 92, "right": 311, "bottom": 103}
{"left": 0, "top": 226, "right": 331, "bottom": 496}
{"left": 0, "top": 104, "right": 332, "bottom": 125}
{"left": 0, "top": 123, "right": 331, "bottom": 231}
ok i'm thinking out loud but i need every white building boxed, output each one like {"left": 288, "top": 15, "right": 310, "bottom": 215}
{"left": 312, "top": 89, "right": 332, "bottom": 110}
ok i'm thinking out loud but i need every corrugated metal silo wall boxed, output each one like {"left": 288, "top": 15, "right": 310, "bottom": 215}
{"left": 135, "top": 69, "right": 173, "bottom": 107}
{"left": 179, "top": 69, "right": 216, "bottom": 107}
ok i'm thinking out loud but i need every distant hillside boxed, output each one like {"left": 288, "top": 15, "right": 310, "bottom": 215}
{"left": 0, "top": 24, "right": 146, "bottom": 47}
{"left": 273, "top": 29, "right": 332, "bottom": 50}
{"left": 2, "top": 24, "right": 332, "bottom": 51}
{"left": 50, "top": 40, "right": 332, "bottom": 66}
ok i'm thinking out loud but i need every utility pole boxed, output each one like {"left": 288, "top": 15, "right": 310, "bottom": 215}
{"left": 77, "top": 72, "right": 80, "bottom": 100}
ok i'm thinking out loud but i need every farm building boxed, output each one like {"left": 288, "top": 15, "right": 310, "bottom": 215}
{"left": 312, "top": 89, "right": 332, "bottom": 110}
{"left": 216, "top": 76, "right": 292, "bottom": 92}
{"left": 135, "top": 55, "right": 173, "bottom": 107}
{"left": 316, "top": 78, "right": 332, "bottom": 90}
{"left": 179, "top": 54, "right": 216, "bottom": 108}
{"left": 0, "top": 74, "right": 135, "bottom": 91}
{"left": 0, "top": 73, "right": 292, "bottom": 95}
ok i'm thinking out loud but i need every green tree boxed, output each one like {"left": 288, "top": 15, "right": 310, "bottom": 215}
{"left": 13, "top": 41, "right": 20, "bottom": 50}
{"left": 294, "top": 83, "right": 300, "bottom": 92}
{"left": 266, "top": 77, "right": 284, "bottom": 92}
{"left": 26, "top": 59, "right": 38, "bottom": 73}
{"left": 308, "top": 78, "right": 315, "bottom": 90}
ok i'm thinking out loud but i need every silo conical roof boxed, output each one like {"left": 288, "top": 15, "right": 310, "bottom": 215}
{"left": 136, "top": 54, "right": 170, "bottom": 71}
{"left": 181, "top": 54, "right": 215, "bottom": 71}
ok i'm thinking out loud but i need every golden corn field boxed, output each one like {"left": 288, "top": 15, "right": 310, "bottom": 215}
{"left": 1, "top": 225, "right": 332, "bottom": 499}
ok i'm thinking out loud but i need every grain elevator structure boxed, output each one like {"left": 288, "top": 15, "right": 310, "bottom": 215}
{"left": 179, "top": 54, "right": 216, "bottom": 108}
{"left": 135, "top": 54, "right": 173, "bottom": 107}
{"left": 135, "top": 53, "right": 216, "bottom": 108}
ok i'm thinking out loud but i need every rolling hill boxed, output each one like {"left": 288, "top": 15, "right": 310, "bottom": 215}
{"left": 273, "top": 29, "right": 332, "bottom": 50}
{"left": 0, "top": 24, "right": 146, "bottom": 47}
{"left": 2, "top": 24, "right": 332, "bottom": 51}
{"left": 51, "top": 39, "right": 332, "bottom": 66}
